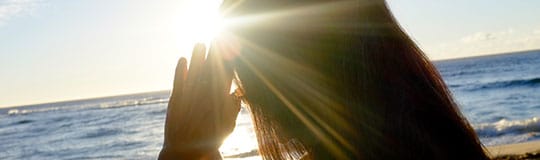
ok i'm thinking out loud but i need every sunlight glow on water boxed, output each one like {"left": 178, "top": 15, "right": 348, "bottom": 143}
{"left": 220, "top": 108, "right": 260, "bottom": 159}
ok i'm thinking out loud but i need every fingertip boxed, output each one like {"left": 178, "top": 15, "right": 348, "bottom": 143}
{"left": 191, "top": 43, "right": 207, "bottom": 62}
{"left": 178, "top": 57, "right": 187, "bottom": 65}
{"left": 172, "top": 57, "right": 188, "bottom": 98}
{"left": 177, "top": 58, "right": 188, "bottom": 72}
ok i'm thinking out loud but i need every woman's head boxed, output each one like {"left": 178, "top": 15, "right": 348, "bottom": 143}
{"left": 221, "top": 0, "right": 488, "bottom": 159}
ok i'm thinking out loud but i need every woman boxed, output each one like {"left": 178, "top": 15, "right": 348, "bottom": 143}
{"left": 160, "top": 0, "right": 489, "bottom": 159}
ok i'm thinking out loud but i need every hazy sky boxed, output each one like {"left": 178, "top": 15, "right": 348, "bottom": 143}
{"left": 1, "top": 0, "right": 539, "bottom": 108}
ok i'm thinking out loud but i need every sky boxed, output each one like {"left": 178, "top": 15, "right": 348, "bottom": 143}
{"left": 1, "top": 0, "right": 539, "bottom": 108}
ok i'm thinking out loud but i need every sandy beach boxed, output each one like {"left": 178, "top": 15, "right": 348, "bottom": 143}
{"left": 488, "top": 140, "right": 540, "bottom": 159}
{"left": 224, "top": 141, "right": 540, "bottom": 159}
{"left": 227, "top": 141, "right": 540, "bottom": 159}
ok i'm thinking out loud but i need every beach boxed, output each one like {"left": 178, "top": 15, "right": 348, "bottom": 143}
{"left": 221, "top": 140, "right": 540, "bottom": 159}
{"left": 489, "top": 140, "right": 540, "bottom": 159}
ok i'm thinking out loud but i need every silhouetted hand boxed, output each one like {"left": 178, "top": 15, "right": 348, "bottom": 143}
{"left": 159, "top": 43, "right": 241, "bottom": 160}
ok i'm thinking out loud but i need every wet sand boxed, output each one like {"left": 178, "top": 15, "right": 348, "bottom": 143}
{"left": 488, "top": 140, "right": 540, "bottom": 160}
{"left": 222, "top": 140, "right": 540, "bottom": 159}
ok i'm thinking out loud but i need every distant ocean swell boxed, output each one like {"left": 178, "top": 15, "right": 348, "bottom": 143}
{"left": 448, "top": 77, "right": 540, "bottom": 91}
{"left": 6, "top": 101, "right": 537, "bottom": 127}
{"left": 2, "top": 80, "right": 540, "bottom": 139}
{"left": 5, "top": 97, "right": 169, "bottom": 116}
{"left": 3, "top": 96, "right": 538, "bottom": 144}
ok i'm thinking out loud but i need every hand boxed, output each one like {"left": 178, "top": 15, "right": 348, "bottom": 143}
{"left": 159, "top": 43, "right": 241, "bottom": 160}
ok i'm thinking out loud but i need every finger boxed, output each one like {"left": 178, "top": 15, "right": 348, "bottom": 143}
{"left": 164, "top": 59, "right": 187, "bottom": 141}
{"left": 171, "top": 57, "right": 188, "bottom": 99}
{"left": 186, "top": 43, "right": 207, "bottom": 89}
{"left": 231, "top": 88, "right": 242, "bottom": 113}
{"left": 204, "top": 42, "right": 235, "bottom": 96}
{"left": 221, "top": 90, "right": 242, "bottom": 131}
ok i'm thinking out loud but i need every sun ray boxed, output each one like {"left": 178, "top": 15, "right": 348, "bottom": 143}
{"left": 222, "top": 0, "right": 362, "bottom": 31}
{"left": 215, "top": 0, "right": 378, "bottom": 158}
{"left": 227, "top": 32, "right": 353, "bottom": 159}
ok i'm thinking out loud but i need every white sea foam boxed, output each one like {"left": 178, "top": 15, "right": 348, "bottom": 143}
{"left": 98, "top": 98, "right": 169, "bottom": 109}
{"left": 7, "top": 107, "right": 61, "bottom": 116}
{"left": 474, "top": 117, "right": 540, "bottom": 137}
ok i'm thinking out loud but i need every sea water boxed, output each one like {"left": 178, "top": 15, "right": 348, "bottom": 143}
{"left": 1, "top": 50, "right": 539, "bottom": 159}
{"left": 437, "top": 50, "right": 540, "bottom": 146}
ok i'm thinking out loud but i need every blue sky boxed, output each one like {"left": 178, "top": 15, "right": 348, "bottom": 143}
{"left": 388, "top": 0, "right": 540, "bottom": 59}
{"left": 1, "top": 0, "right": 539, "bottom": 107}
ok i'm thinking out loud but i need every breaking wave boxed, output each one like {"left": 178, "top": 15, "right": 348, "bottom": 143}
{"left": 474, "top": 117, "right": 540, "bottom": 138}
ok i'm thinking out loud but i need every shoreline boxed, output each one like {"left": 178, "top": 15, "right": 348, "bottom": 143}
{"left": 222, "top": 140, "right": 540, "bottom": 159}
{"left": 488, "top": 140, "right": 540, "bottom": 159}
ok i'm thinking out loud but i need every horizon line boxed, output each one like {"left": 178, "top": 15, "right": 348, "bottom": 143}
{"left": 2, "top": 48, "right": 539, "bottom": 109}
{"left": 432, "top": 48, "right": 540, "bottom": 62}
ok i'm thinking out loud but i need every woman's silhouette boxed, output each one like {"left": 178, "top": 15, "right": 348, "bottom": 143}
{"left": 160, "top": 0, "right": 490, "bottom": 159}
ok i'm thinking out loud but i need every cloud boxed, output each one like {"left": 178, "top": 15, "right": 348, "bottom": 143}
{"left": 0, "top": 0, "right": 41, "bottom": 26}
{"left": 425, "top": 28, "right": 540, "bottom": 60}
{"left": 460, "top": 29, "right": 514, "bottom": 43}
{"left": 461, "top": 32, "right": 495, "bottom": 43}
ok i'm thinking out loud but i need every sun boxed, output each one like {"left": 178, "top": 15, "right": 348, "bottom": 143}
{"left": 181, "top": 0, "right": 227, "bottom": 44}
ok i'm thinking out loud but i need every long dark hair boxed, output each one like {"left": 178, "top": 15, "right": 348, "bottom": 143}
{"left": 221, "top": 0, "right": 489, "bottom": 159}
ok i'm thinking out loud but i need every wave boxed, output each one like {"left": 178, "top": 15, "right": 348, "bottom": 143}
{"left": 6, "top": 98, "right": 169, "bottom": 116}
{"left": 474, "top": 117, "right": 540, "bottom": 138}
{"left": 7, "top": 107, "right": 62, "bottom": 116}
{"left": 443, "top": 69, "right": 486, "bottom": 77}
{"left": 15, "top": 119, "right": 34, "bottom": 125}
{"left": 97, "top": 98, "right": 168, "bottom": 109}
{"left": 450, "top": 77, "right": 540, "bottom": 91}
{"left": 80, "top": 128, "right": 122, "bottom": 139}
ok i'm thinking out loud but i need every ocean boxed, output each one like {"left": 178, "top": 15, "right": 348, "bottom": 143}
{"left": 437, "top": 50, "right": 540, "bottom": 146}
{"left": 1, "top": 50, "right": 539, "bottom": 159}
